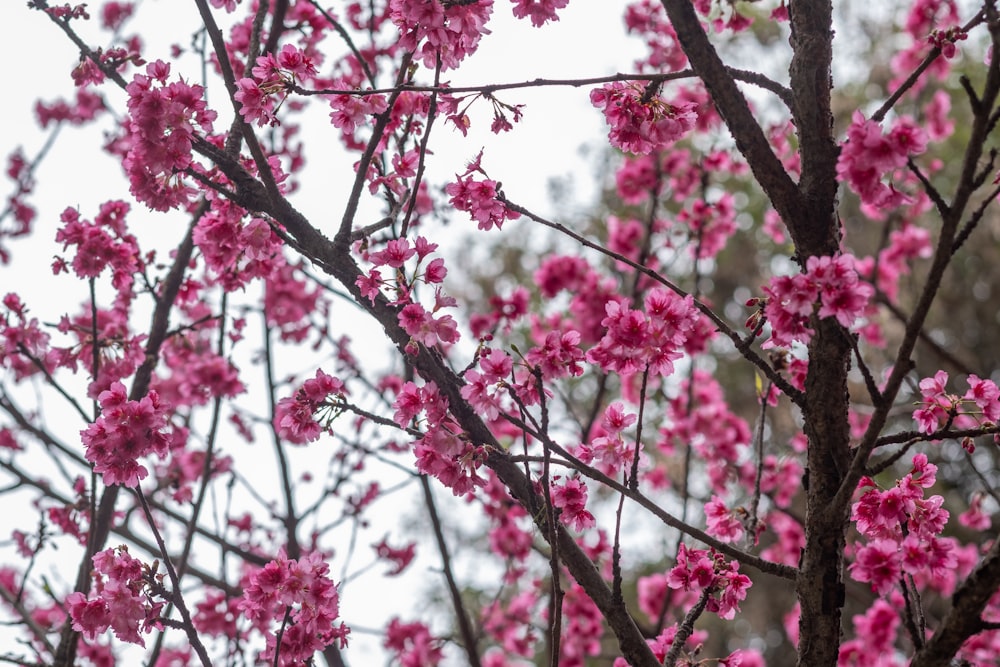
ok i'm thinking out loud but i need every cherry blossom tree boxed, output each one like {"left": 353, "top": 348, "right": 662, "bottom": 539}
{"left": 2, "top": 0, "right": 1000, "bottom": 666}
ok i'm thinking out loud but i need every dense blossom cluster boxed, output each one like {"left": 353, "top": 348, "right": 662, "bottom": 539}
{"left": 389, "top": 0, "right": 494, "bottom": 70}
{"left": 667, "top": 544, "right": 752, "bottom": 620}
{"left": 760, "top": 253, "right": 874, "bottom": 348}
{"left": 274, "top": 369, "right": 348, "bottom": 444}
{"left": 54, "top": 201, "right": 140, "bottom": 285}
{"left": 393, "top": 380, "right": 487, "bottom": 495}
{"left": 590, "top": 81, "right": 698, "bottom": 155}
{"left": 122, "top": 60, "right": 215, "bottom": 210}
{"left": 586, "top": 287, "right": 708, "bottom": 376}
{"left": 81, "top": 382, "right": 172, "bottom": 487}
{"left": 235, "top": 44, "right": 318, "bottom": 127}
{"left": 849, "top": 454, "right": 966, "bottom": 596}
{"left": 445, "top": 152, "right": 521, "bottom": 231}
{"left": 836, "top": 111, "right": 928, "bottom": 211}
{"left": 66, "top": 546, "right": 163, "bottom": 646}
{"left": 240, "top": 551, "right": 349, "bottom": 664}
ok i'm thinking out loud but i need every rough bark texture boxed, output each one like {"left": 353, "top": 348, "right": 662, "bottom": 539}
{"left": 658, "top": 0, "right": 848, "bottom": 664}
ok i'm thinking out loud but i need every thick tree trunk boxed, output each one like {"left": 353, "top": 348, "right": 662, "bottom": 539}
{"left": 796, "top": 319, "right": 852, "bottom": 666}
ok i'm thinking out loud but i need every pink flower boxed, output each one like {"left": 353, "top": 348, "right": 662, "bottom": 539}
{"left": 666, "top": 544, "right": 716, "bottom": 591}
{"left": 510, "top": 0, "right": 569, "bottom": 27}
{"left": 912, "top": 370, "right": 956, "bottom": 434}
{"left": 590, "top": 82, "right": 697, "bottom": 155}
{"left": 67, "top": 591, "right": 112, "bottom": 641}
{"left": 274, "top": 369, "right": 347, "bottom": 445}
{"left": 234, "top": 77, "right": 274, "bottom": 126}
{"left": 389, "top": 0, "right": 494, "bottom": 71}
{"left": 807, "top": 254, "right": 874, "bottom": 328}
{"left": 959, "top": 493, "right": 993, "bottom": 530}
{"left": 122, "top": 61, "right": 216, "bottom": 210}
{"left": 705, "top": 496, "right": 745, "bottom": 543}
{"left": 81, "top": 382, "right": 171, "bottom": 487}
{"left": 551, "top": 477, "right": 596, "bottom": 531}
{"left": 965, "top": 374, "right": 1000, "bottom": 423}
{"left": 445, "top": 174, "right": 520, "bottom": 231}
{"left": 240, "top": 552, "right": 349, "bottom": 662}
{"left": 398, "top": 303, "right": 460, "bottom": 347}
{"left": 850, "top": 539, "right": 902, "bottom": 595}
{"left": 68, "top": 547, "right": 163, "bottom": 646}
{"left": 384, "top": 618, "right": 443, "bottom": 665}
{"left": 836, "top": 111, "right": 927, "bottom": 210}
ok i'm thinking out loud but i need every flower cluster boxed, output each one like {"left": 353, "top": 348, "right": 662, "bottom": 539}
{"left": 393, "top": 381, "right": 487, "bottom": 495}
{"left": 328, "top": 82, "right": 389, "bottom": 141}
{"left": 460, "top": 348, "right": 514, "bottom": 422}
{"left": 274, "top": 369, "right": 348, "bottom": 445}
{"left": 576, "top": 402, "right": 638, "bottom": 476}
{"left": 35, "top": 88, "right": 105, "bottom": 128}
{"left": 66, "top": 546, "right": 163, "bottom": 646}
{"left": 54, "top": 202, "right": 140, "bottom": 286}
{"left": 912, "top": 371, "right": 1000, "bottom": 437}
{"left": 123, "top": 60, "right": 216, "bottom": 210}
{"left": 759, "top": 253, "right": 873, "bottom": 348}
{"left": 81, "top": 382, "right": 171, "bottom": 487}
{"left": 849, "top": 454, "right": 957, "bottom": 595}
{"left": 265, "top": 262, "right": 324, "bottom": 343}
{"left": 446, "top": 152, "right": 521, "bottom": 231}
{"left": 1, "top": 293, "right": 54, "bottom": 381}
{"left": 240, "top": 551, "right": 349, "bottom": 664}
{"left": 586, "top": 287, "right": 704, "bottom": 377}
{"left": 234, "top": 44, "right": 317, "bottom": 126}
{"left": 354, "top": 236, "right": 458, "bottom": 351}
{"left": 533, "top": 254, "right": 622, "bottom": 344}
{"left": 856, "top": 223, "right": 931, "bottom": 302}
{"left": 704, "top": 495, "right": 746, "bottom": 543}
{"left": 192, "top": 200, "right": 283, "bottom": 291}
{"left": 667, "top": 544, "right": 752, "bottom": 619}
{"left": 550, "top": 476, "right": 596, "bottom": 532}
{"left": 389, "top": 0, "right": 493, "bottom": 70}
{"left": 510, "top": 0, "right": 569, "bottom": 27}
{"left": 384, "top": 617, "right": 443, "bottom": 666}
{"left": 624, "top": 0, "right": 688, "bottom": 73}
{"left": 590, "top": 81, "right": 697, "bottom": 155}
{"left": 482, "top": 590, "right": 539, "bottom": 657}
{"left": 928, "top": 26, "right": 968, "bottom": 59}
{"left": 837, "top": 598, "right": 901, "bottom": 667}
{"left": 657, "top": 370, "right": 751, "bottom": 492}
{"left": 836, "top": 111, "right": 927, "bottom": 211}
{"left": 676, "top": 193, "right": 737, "bottom": 259}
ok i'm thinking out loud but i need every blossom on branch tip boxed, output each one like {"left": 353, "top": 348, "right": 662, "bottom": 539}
{"left": 446, "top": 172, "right": 520, "bottom": 231}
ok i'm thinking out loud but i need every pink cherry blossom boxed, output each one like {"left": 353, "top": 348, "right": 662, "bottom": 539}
{"left": 81, "top": 382, "right": 172, "bottom": 487}
{"left": 590, "top": 81, "right": 697, "bottom": 155}
{"left": 551, "top": 476, "right": 596, "bottom": 531}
